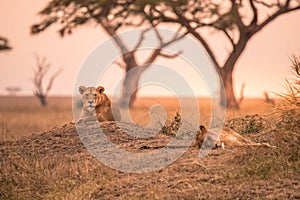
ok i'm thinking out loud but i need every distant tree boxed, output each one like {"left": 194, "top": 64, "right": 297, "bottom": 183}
{"left": 132, "top": 0, "right": 300, "bottom": 108}
{"left": 32, "top": 55, "right": 62, "bottom": 106}
{"left": 0, "top": 36, "right": 12, "bottom": 52}
{"left": 31, "top": 0, "right": 187, "bottom": 108}
{"left": 263, "top": 91, "right": 275, "bottom": 105}
{"left": 239, "top": 83, "right": 246, "bottom": 105}
{"left": 6, "top": 87, "right": 21, "bottom": 96}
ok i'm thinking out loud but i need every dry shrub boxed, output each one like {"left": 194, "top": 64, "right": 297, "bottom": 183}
{"left": 225, "top": 114, "right": 271, "bottom": 134}
{"left": 272, "top": 55, "right": 300, "bottom": 163}
{"left": 161, "top": 112, "right": 181, "bottom": 135}
{"left": 275, "top": 56, "right": 300, "bottom": 132}
{"left": 229, "top": 56, "right": 300, "bottom": 179}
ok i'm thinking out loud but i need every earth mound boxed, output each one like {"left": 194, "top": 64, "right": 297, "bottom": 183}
{"left": 1, "top": 122, "right": 299, "bottom": 199}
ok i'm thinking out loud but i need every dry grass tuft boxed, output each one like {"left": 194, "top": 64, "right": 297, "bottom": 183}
{"left": 161, "top": 112, "right": 182, "bottom": 135}
{"left": 272, "top": 55, "right": 300, "bottom": 163}
{"left": 275, "top": 55, "right": 300, "bottom": 132}
{"left": 234, "top": 56, "right": 300, "bottom": 180}
{"left": 225, "top": 114, "right": 271, "bottom": 135}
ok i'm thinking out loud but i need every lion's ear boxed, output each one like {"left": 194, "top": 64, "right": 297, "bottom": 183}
{"left": 199, "top": 125, "right": 207, "bottom": 134}
{"left": 79, "top": 86, "right": 87, "bottom": 94}
{"left": 96, "top": 86, "right": 105, "bottom": 94}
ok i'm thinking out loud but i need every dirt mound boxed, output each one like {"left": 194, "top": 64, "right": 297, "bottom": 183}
{"left": 1, "top": 122, "right": 299, "bottom": 199}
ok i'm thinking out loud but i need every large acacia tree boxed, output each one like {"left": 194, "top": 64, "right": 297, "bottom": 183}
{"left": 31, "top": 0, "right": 187, "bottom": 108}
{"left": 132, "top": 0, "right": 300, "bottom": 108}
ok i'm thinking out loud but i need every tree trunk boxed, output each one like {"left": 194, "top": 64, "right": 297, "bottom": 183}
{"left": 37, "top": 94, "right": 47, "bottom": 107}
{"left": 220, "top": 68, "right": 239, "bottom": 109}
{"left": 118, "top": 52, "right": 144, "bottom": 108}
{"left": 219, "top": 33, "right": 250, "bottom": 109}
{"left": 118, "top": 67, "right": 142, "bottom": 108}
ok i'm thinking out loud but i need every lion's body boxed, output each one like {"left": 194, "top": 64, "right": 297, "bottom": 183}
{"left": 195, "top": 126, "right": 275, "bottom": 148}
{"left": 78, "top": 86, "right": 120, "bottom": 122}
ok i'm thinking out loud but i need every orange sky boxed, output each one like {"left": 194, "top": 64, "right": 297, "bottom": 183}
{"left": 0, "top": 0, "right": 300, "bottom": 98}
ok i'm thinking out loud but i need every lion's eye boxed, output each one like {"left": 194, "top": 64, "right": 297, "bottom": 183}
{"left": 94, "top": 94, "right": 97, "bottom": 97}
{"left": 85, "top": 94, "right": 88, "bottom": 97}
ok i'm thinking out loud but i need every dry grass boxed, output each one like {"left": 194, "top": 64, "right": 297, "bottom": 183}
{"left": 0, "top": 92, "right": 299, "bottom": 199}
{"left": 0, "top": 96, "right": 72, "bottom": 141}
{"left": 1, "top": 122, "right": 299, "bottom": 199}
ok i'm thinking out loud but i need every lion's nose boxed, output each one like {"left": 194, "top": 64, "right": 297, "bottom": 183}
{"left": 88, "top": 101, "right": 93, "bottom": 104}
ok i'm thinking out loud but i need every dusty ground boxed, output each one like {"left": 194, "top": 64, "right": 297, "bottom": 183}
{"left": 1, "top": 120, "right": 299, "bottom": 199}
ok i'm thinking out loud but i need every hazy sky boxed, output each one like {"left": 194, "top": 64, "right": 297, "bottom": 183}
{"left": 1, "top": 0, "right": 300, "bottom": 98}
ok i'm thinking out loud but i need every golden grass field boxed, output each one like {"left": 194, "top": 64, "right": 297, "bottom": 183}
{"left": 0, "top": 95, "right": 299, "bottom": 199}
{"left": 0, "top": 96, "right": 272, "bottom": 141}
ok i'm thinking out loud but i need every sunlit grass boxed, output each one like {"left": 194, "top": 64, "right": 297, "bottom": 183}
{"left": 0, "top": 96, "right": 72, "bottom": 141}
{"left": 0, "top": 95, "right": 274, "bottom": 141}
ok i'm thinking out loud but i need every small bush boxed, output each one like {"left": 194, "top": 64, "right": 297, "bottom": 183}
{"left": 275, "top": 56, "right": 300, "bottom": 132}
{"left": 225, "top": 114, "right": 270, "bottom": 134}
{"left": 273, "top": 55, "right": 300, "bottom": 162}
{"left": 161, "top": 112, "right": 181, "bottom": 135}
{"left": 241, "top": 56, "right": 300, "bottom": 179}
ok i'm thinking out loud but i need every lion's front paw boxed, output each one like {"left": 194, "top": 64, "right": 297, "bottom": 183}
{"left": 75, "top": 116, "right": 98, "bottom": 124}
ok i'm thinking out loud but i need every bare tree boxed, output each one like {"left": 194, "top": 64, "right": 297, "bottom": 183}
{"left": 31, "top": 0, "right": 187, "bottom": 108}
{"left": 32, "top": 55, "right": 62, "bottom": 106}
{"left": 6, "top": 87, "right": 21, "bottom": 96}
{"left": 0, "top": 36, "right": 12, "bottom": 52}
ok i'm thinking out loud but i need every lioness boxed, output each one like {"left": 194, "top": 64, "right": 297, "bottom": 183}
{"left": 195, "top": 125, "right": 275, "bottom": 148}
{"left": 78, "top": 86, "right": 120, "bottom": 122}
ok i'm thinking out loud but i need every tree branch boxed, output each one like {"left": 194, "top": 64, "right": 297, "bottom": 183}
{"left": 183, "top": 23, "right": 220, "bottom": 71}
{"left": 160, "top": 50, "right": 183, "bottom": 59}
{"left": 0, "top": 36, "right": 12, "bottom": 51}
{"left": 167, "top": 6, "right": 221, "bottom": 70}
{"left": 132, "top": 28, "right": 151, "bottom": 51}
{"left": 143, "top": 49, "right": 161, "bottom": 66}
{"left": 161, "top": 29, "right": 188, "bottom": 48}
{"left": 249, "top": 0, "right": 258, "bottom": 25}
{"left": 99, "top": 17, "right": 129, "bottom": 55}
{"left": 46, "top": 68, "right": 62, "bottom": 95}
{"left": 253, "top": 0, "right": 280, "bottom": 8}
{"left": 223, "top": 29, "right": 236, "bottom": 48}
{"left": 152, "top": 26, "right": 164, "bottom": 45}
{"left": 142, "top": 28, "right": 187, "bottom": 68}
{"left": 32, "top": 55, "right": 61, "bottom": 104}
{"left": 254, "top": 4, "right": 300, "bottom": 34}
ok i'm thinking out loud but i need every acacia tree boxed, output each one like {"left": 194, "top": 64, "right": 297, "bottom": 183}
{"left": 31, "top": 0, "right": 187, "bottom": 108}
{"left": 32, "top": 55, "right": 62, "bottom": 106}
{"left": 133, "top": 0, "right": 300, "bottom": 108}
{"left": 0, "top": 36, "right": 12, "bottom": 52}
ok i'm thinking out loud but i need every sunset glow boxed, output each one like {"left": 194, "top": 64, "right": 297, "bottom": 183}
{"left": 1, "top": 0, "right": 300, "bottom": 98}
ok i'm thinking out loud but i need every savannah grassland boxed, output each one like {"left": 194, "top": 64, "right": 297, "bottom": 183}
{"left": 0, "top": 96, "right": 299, "bottom": 199}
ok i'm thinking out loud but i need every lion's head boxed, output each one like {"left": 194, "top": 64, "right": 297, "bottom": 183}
{"left": 79, "top": 86, "right": 107, "bottom": 112}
